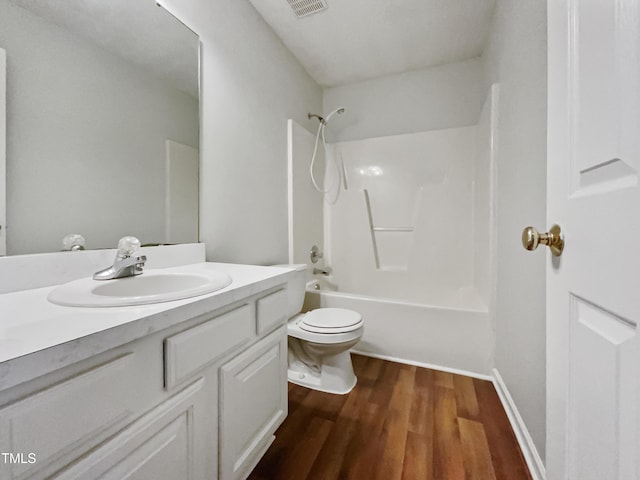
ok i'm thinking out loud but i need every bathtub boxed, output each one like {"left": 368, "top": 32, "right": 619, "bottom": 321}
{"left": 303, "top": 279, "right": 493, "bottom": 376}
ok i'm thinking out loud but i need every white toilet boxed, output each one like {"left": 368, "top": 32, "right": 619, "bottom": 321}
{"left": 278, "top": 264, "right": 364, "bottom": 395}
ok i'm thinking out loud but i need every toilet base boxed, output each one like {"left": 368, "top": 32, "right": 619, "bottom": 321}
{"left": 287, "top": 350, "right": 357, "bottom": 395}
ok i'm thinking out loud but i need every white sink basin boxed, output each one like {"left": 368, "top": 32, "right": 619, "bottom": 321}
{"left": 48, "top": 269, "right": 232, "bottom": 307}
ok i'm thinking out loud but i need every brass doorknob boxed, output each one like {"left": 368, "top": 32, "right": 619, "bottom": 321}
{"left": 522, "top": 224, "right": 564, "bottom": 256}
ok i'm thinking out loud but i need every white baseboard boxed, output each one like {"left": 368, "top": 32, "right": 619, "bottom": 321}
{"left": 350, "top": 349, "right": 493, "bottom": 382}
{"left": 492, "top": 368, "right": 546, "bottom": 480}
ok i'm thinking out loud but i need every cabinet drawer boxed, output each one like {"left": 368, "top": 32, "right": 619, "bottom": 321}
{"left": 255, "top": 288, "right": 288, "bottom": 335}
{"left": 0, "top": 354, "right": 138, "bottom": 480}
{"left": 165, "top": 304, "right": 253, "bottom": 389}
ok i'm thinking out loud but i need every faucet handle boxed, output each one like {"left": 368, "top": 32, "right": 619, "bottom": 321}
{"left": 93, "top": 239, "right": 146, "bottom": 280}
{"left": 310, "top": 245, "right": 323, "bottom": 264}
{"left": 117, "top": 236, "right": 141, "bottom": 257}
{"left": 62, "top": 233, "right": 86, "bottom": 251}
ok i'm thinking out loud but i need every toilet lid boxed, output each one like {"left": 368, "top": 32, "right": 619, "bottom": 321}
{"left": 299, "top": 308, "right": 363, "bottom": 333}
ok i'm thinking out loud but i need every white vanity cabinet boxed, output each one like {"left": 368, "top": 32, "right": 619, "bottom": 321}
{"left": 0, "top": 284, "right": 290, "bottom": 480}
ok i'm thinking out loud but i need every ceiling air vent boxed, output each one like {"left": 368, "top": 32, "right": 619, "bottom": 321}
{"left": 287, "top": 0, "right": 328, "bottom": 18}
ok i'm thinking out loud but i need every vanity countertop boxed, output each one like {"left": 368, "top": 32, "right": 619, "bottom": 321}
{"left": 0, "top": 262, "right": 294, "bottom": 391}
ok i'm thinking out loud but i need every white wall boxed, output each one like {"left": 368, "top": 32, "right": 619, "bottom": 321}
{"left": 483, "top": 0, "right": 547, "bottom": 462}
{"left": 322, "top": 58, "right": 485, "bottom": 142}
{"left": 159, "top": 0, "right": 322, "bottom": 266}
{"left": 0, "top": 1, "right": 198, "bottom": 254}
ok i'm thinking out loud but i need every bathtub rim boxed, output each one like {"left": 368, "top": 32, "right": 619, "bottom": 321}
{"left": 305, "top": 281, "right": 489, "bottom": 314}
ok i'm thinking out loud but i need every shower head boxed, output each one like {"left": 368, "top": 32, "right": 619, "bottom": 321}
{"left": 323, "top": 107, "right": 345, "bottom": 124}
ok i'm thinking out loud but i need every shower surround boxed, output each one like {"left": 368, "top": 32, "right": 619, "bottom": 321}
{"left": 288, "top": 86, "right": 497, "bottom": 374}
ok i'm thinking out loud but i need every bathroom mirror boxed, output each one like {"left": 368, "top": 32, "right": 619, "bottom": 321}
{"left": 0, "top": 0, "right": 199, "bottom": 255}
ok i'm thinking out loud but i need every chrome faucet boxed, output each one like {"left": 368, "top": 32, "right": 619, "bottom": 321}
{"left": 313, "top": 266, "right": 332, "bottom": 276}
{"left": 93, "top": 236, "right": 147, "bottom": 280}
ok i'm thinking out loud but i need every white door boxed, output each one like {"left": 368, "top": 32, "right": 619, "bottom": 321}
{"left": 547, "top": 1, "right": 640, "bottom": 479}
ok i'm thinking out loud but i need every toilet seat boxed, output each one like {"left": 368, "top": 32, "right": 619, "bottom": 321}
{"left": 299, "top": 308, "right": 363, "bottom": 334}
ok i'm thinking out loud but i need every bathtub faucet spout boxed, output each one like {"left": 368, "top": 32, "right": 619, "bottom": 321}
{"left": 313, "top": 266, "right": 332, "bottom": 276}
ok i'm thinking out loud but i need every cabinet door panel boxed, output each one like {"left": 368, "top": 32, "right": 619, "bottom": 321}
{"left": 220, "top": 327, "right": 287, "bottom": 480}
{"left": 101, "top": 413, "right": 189, "bottom": 480}
{"left": 54, "top": 378, "right": 206, "bottom": 480}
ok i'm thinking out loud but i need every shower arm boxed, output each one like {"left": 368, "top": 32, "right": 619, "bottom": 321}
{"left": 308, "top": 112, "right": 326, "bottom": 125}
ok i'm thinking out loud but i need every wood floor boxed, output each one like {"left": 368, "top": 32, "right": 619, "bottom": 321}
{"left": 248, "top": 354, "right": 532, "bottom": 480}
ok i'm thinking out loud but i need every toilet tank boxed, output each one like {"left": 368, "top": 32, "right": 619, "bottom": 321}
{"left": 272, "top": 264, "right": 307, "bottom": 318}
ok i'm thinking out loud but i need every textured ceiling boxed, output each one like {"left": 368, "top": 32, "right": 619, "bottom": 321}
{"left": 8, "top": 0, "right": 199, "bottom": 97}
{"left": 248, "top": 0, "right": 495, "bottom": 87}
